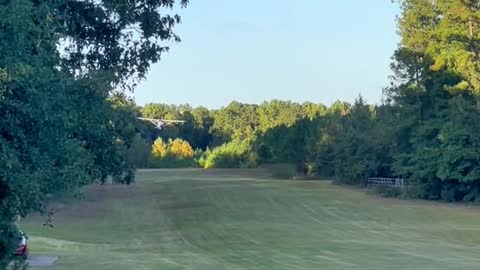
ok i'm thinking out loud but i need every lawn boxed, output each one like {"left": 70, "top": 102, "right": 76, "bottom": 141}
{"left": 21, "top": 169, "right": 480, "bottom": 270}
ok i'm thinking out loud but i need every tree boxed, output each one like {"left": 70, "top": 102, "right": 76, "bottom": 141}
{"left": 139, "top": 104, "right": 214, "bottom": 149}
{"left": 257, "top": 100, "right": 304, "bottom": 132}
{"left": 399, "top": 0, "right": 480, "bottom": 94}
{"left": 169, "top": 138, "right": 194, "bottom": 159}
{"left": 302, "top": 102, "right": 327, "bottom": 120}
{"left": 384, "top": 0, "right": 480, "bottom": 201}
{"left": 189, "top": 107, "right": 214, "bottom": 149}
{"left": 210, "top": 102, "right": 259, "bottom": 144}
{"left": 126, "top": 134, "right": 151, "bottom": 168}
{"left": 0, "top": 0, "right": 189, "bottom": 266}
{"left": 150, "top": 138, "right": 195, "bottom": 168}
{"left": 330, "top": 96, "right": 378, "bottom": 184}
{"left": 57, "top": 0, "right": 189, "bottom": 89}
{"left": 152, "top": 138, "right": 168, "bottom": 159}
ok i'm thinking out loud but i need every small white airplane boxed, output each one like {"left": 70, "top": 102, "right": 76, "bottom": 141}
{"left": 137, "top": 117, "right": 185, "bottom": 130}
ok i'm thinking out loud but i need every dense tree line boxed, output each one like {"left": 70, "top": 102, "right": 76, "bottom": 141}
{"left": 0, "top": 0, "right": 188, "bottom": 267}
{"left": 137, "top": 100, "right": 326, "bottom": 150}
{"left": 137, "top": 0, "right": 480, "bottom": 203}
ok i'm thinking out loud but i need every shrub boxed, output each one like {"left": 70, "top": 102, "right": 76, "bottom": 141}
{"left": 169, "top": 138, "right": 194, "bottom": 158}
{"left": 260, "top": 163, "right": 297, "bottom": 179}
{"left": 150, "top": 138, "right": 196, "bottom": 168}
{"left": 373, "top": 185, "right": 403, "bottom": 198}
{"left": 126, "top": 134, "right": 151, "bottom": 168}
{"left": 204, "top": 141, "right": 255, "bottom": 169}
{"left": 194, "top": 147, "right": 210, "bottom": 168}
{"left": 152, "top": 138, "right": 168, "bottom": 159}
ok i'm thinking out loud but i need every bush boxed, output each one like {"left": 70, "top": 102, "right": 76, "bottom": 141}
{"left": 204, "top": 141, "right": 255, "bottom": 169}
{"left": 151, "top": 138, "right": 168, "bottom": 159}
{"left": 260, "top": 163, "right": 297, "bottom": 179}
{"left": 126, "top": 134, "right": 151, "bottom": 168}
{"left": 194, "top": 147, "right": 210, "bottom": 168}
{"left": 150, "top": 138, "right": 196, "bottom": 168}
{"left": 169, "top": 138, "right": 194, "bottom": 158}
{"left": 404, "top": 179, "right": 442, "bottom": 201}
{"left": 373, "top": 185, "right": 403, "bottom": 198}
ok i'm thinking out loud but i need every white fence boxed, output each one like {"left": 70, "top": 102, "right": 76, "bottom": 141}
{"left": 368, "top": 178, "right": 406, "bottom": 188}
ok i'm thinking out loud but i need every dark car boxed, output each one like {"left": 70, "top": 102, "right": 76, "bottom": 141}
{"left": 13, "top": 231, "right": 28, "bottom": 258}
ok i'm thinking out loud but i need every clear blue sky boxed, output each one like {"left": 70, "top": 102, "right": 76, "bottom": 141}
{"left": 134, "top": 1, "right": 400, "bottom": 108}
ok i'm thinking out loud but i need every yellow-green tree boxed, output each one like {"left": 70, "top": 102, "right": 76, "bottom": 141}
{"left": 169, "top": 138, "right": 194, "bottom": 158}
{"left": 152, "top": 138, "right": 168, "bottom": 159}
{"left": 150, "top": 138, "right": 195, "bottom": 168}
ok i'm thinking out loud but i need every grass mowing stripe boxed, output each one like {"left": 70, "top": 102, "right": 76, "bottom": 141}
{"left": 21, "top": 169, "right": 480, "bottom": 270}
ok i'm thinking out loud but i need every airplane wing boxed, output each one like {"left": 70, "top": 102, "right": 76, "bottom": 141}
{"left": 137, "top": 117, "right": 186, "bottom": 125}
{"left": 161, "top": 119, "right": 186, "bottom": 123}
{"left": 137, "top": 117, "right": 152, "bottom": 121}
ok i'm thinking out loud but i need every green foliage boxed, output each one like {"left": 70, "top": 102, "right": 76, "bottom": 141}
{"left": 330, "top": 96, "right": 379, "bottom": 185}
{"left": 210, "top": 102, "right": 259, "bottom": 145}
{"left": 373, "top": 185, "right": 403, "bottom": 198}
{"left": 138, "top": 101, "right": 329, "bottom": 161}
{"left": 379, "top": 0, "right": 480, "bottom": 201}
{"left": 57, "top": 0, "right": 189, "bottom": 88}
{"left": 257, "top": 100, "right": 304, "bottom": 132}
{"left": 126, "top": 135, "right": 151, "bottom": 168}
{"left": 194, "top": 148, "right": 211, "bottom": 169}
{"left": 204, "top": 141, "right": 254, "bottom": 169}
{"left": 0, "top": 0, "right": 188, "bottom": 266}
{"left": 140, "top": 104, "right": 214, "bottom": 150}
{"left": 399, "top": 0, "right": 480, "bottom": 94}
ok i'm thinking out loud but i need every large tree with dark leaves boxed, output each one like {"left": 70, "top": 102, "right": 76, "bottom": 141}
{"left": 387, "top": 0, "right": 480, "bottom": 201}
{"left": 0, "top": 0, "right": 188, "bottom": 266}
{"left": 57, "top": 0, "right": 188, "bottom": 88}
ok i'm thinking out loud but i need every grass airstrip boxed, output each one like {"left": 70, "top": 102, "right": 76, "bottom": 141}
{"left": 22, "top": 169, "right": 480, "bottom": 270}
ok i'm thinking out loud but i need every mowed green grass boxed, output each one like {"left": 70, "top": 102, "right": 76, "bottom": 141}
{"left": 21, "top": 169, "right": 480, "bottom": 270}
